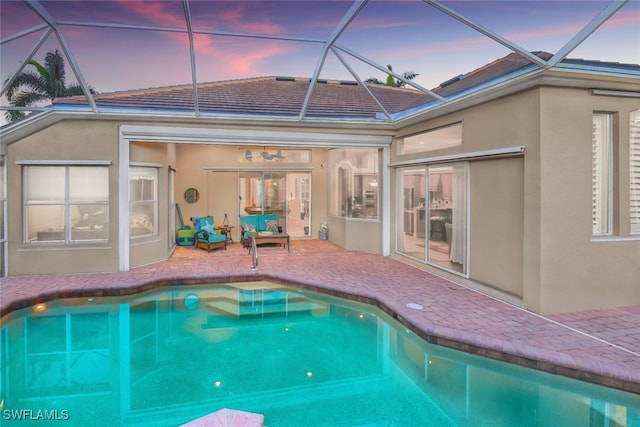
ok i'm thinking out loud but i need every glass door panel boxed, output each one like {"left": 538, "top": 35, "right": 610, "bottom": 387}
{"left": 239, "top": 172, "right": 263, "bottom": 216}
{"left": 239, "top": 171, "right": 311, "bottom": 237}
{"left": 397, "top": 167, "right": 426, "bottom": 260}
{"left": 286, "top": 172, "right": 311, "bottom": 237}
{"left": 427, "top": 164, "right": 466, "bottom": 274}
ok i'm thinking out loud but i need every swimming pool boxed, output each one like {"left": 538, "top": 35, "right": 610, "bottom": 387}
{"left": 1, "top": 281, "right": 638, "bottom": 426}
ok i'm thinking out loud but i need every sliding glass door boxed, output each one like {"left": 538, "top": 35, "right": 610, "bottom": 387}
{"left": 239, "top": 171, "right": 311, "bottom": 237}
{"left": 397, "top": 163, "right": 467, "bottom": 274}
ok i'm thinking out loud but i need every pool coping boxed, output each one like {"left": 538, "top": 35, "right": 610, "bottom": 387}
{"left": 2, "top": 268, "right": 639, "bottom": 395}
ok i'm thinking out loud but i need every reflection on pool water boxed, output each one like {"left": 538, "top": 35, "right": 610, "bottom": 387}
{"left": 1, "top": 281, "right": 638, "bottom": 426}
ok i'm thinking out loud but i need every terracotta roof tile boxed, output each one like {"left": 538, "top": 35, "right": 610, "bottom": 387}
{"left": 55, "top": 76, "right": 435, "bottom": 119}
{"left": 52, "top": 52, "right": 638, "bottom": 119}
{"left": 432, "top": 51, "right": 553, "bottom": 97}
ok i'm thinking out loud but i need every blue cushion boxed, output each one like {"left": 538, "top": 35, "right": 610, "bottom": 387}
{"left": 241, "top": 216, "right": 260, "bottom": 228}
{"left": 240, "top": 214, "right": 278, "bottom": 239}
{"left": 201, "top": 231, "right": 226, "bottom": 243}
{"left": 202, "top": 222, "right": 215, "bottom": 234}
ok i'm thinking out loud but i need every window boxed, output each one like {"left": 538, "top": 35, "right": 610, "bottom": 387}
{"left": 239, "top": 148, "right": 312, "bottom": 163}
{"left": 24, "top": 165, "right": 109, "bottom": 243}
{"left": 329, "top": 148, "right": 379, "bottom": 220}
{"left": 0, "top": 155, "right": 5, "bottom": 276}
{"left": 630, "top": 109, "right": 640, "bottom": 234}
{"left": 169, "top": 168, "right": 176, "bottom": 247}
{"left": 129, "top": 166, "right": 158, "bottom": 238}
{"left": 592, "top": 113, "right": 612, "bottom": 235}
{"left": 397, "top": 123, "right": 462, "bottom": 155}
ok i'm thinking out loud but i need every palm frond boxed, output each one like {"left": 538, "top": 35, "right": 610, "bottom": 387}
{"left": 365, "top": 78, "right": 384, "bottom": 85}
{"left": 45, "top": 50, "right": 66, "bottom": 86}
{"left": 4, "top": 72, "right": 47, "bottom": 100}
{"left": 64, "top": 83, "right": 92, "bottom": 96}
{"left": 9, "top": 91, "right": 50, "bottom": 108}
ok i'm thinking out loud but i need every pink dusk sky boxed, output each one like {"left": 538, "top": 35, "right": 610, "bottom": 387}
{"left": 1, "top": 0, "right": 639, "bottom": 97}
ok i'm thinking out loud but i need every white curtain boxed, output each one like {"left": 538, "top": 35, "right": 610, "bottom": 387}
{"left": 449, "top": 164, "right": 466, "bottom": 265}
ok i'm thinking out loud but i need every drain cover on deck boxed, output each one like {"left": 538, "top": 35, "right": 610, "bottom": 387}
{"left": 406, "top": 302, "right": 424, "bottom": 310}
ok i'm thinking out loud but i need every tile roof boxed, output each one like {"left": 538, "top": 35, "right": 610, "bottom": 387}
{"left": 52, "top": 51, "right": 639, "bottom": 120}
{"left": 54, "top": 76, "right": 435, "bottom": 119}
{"left": 431, "top": 51, "right": 553, "bottom": 97}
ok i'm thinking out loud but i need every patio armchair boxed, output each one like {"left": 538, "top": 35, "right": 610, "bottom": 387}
{"left": 192, "top": 216, "right": 227, "bottom": 252}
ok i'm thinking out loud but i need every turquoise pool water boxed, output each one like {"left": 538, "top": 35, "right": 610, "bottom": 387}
{"left": 1, "top": 281, "right": 638, "bottom": 426}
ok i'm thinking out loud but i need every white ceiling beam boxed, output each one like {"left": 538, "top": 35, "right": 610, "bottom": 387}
{"left": 24, "top": 0, "right": 99, "bottom": 114}
{"left": 182, "top": 0, "right": 199, "bottom": 117}
{"left": 299, "top": 0, "right": 369, "bottom": 120}
{"left": 547, "top": 0, "right": 629, "bottom": 68}
{"left": 424, "top": 0, "right": 548, "bottom": 68}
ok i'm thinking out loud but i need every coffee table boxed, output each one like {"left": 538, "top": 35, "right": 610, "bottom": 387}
{"left": 250, "top": 232, "right": 290, "bottom": 253}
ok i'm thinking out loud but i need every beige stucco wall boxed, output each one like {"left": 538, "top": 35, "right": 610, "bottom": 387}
{"left": 469, "top": 158, "right": 524, "bottom": 298}
{"left": 7, "top": 120, "right": 121, "bottom": 275}
{"left": 537, "top": 87, "right": 640, "bottom": 314}
{"left": 392, "top": 90, "right": 538, "bottom": 302}
{"left": 393, "top": 86, "right": 640, "bottom": 314}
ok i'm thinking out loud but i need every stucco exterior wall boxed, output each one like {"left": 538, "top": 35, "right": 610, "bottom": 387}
{"left": 469, "top": 158, "right": 524, "bottom": 298}
{"left": 392, "top": 89, "right": 538, "bottom": 302}
{"left": 393, "top": 86, "right": 639, "bottom": 314}
{"left": 7, "top": 120, "right": 120, "bottom": 275}
{"left": 537, "top": 87, "right": 640, "bottom": 314}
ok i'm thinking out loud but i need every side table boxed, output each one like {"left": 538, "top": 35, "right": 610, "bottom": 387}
{"left": 216, "top": 225, "right": 235, "bottom": 243}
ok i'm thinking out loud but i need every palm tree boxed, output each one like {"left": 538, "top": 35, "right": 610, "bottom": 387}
{"left": 365, "top": 64, "right": 419, "bottom": 88}
{"left": 4, "top": 49, "right": 91, "bottom": 123}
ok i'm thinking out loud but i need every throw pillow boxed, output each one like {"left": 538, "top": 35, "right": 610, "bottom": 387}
{"left": 242, "top": 223, "right": 256, "bottom": 234}
{"left": 265, "top": 220, "right": 278, "bottom": 233}
{"left": 202, "top": 222, "right": 215, "bottom": 235}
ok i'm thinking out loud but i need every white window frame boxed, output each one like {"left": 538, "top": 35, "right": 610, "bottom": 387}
{"left": 630, "top": 109, "right": 640, "bottom": 235}
{"left": 0, "top": 154, "right": 6, "bottom": 276}
{"left": 168, "top": 167, "right": 176, "bottom": 248}
{"left": 129, "top": 164, "right": 159, "bottom": 239}
{"left": 592, "top": 113, "right": 613, "bottom": 236}
{"left": 329, "top": 148, "right": 380, "bottom": 220}
{"left": 19, "top": 161, "right": 111, "bottom": 244}
{"left": 397, "top": 122, "right": 463, "bottom": 155}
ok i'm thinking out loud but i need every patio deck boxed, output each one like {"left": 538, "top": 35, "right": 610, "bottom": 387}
{"left": 1, "top": 240, "right": 638, "bottom": 394}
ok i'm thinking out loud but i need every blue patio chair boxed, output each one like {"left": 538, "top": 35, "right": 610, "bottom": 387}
{"left": 192, "top": 216, "right": 226, "bottom": 252}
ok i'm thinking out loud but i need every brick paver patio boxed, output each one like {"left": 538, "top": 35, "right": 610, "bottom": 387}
{"left": 1, "top": 240, "right": 638, "bottom": 394}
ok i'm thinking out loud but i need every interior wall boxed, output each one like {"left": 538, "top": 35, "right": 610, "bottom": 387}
{"left": 207, "top": 171, "right": 239, "bottom": 236}
{"left": 176, "top": 144, "right": 330, "bottom": 244}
